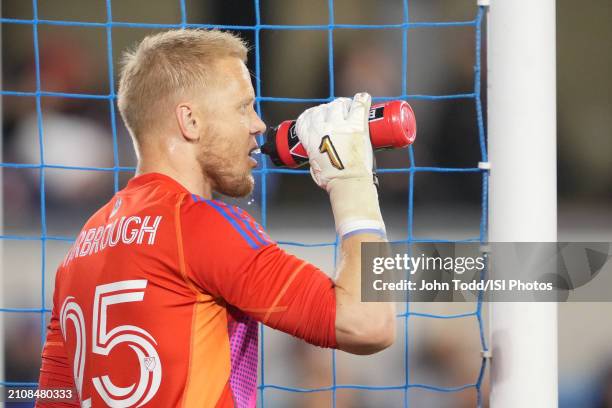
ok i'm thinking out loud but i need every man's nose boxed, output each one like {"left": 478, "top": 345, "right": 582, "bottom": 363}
{"left": 252, "top": 114, "right": 266, "bottom": 135}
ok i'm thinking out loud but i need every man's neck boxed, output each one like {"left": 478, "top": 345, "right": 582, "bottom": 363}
{"left": 133, "top": 130, "right": 214, "bottom": 198}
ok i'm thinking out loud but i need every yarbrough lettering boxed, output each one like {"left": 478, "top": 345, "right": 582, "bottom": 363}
{"left": 63, "top": 215, "right": 163, "bottom": 266}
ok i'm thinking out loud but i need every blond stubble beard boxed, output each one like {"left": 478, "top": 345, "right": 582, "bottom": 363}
{"left": 198, "top": 133, "right": 254, "bottom": 198}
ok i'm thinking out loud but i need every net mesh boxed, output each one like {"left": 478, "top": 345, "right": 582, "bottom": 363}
{"left": 0, "top": 0, "right": 489, "bottom": 406}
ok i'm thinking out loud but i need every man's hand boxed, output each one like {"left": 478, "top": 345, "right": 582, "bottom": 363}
{"left": 296, "top": 93, "right": 385, "bottom": 238}
{"left": 296, "top": 93, "right": 373, "bottom": 189}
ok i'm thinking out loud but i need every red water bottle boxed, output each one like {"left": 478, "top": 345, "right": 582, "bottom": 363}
{"left": 261, "top": 100, "right": 417, "bottom": 168}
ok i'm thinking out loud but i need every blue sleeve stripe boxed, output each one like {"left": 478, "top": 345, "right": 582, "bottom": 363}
{"left": 235, "top": 207, "right": 274, "bottom": 245}
{"left": 191, "top": 194, "right": 200, "bottom": 203}
{"left": 226, "top": 205, "right": 270, "bottom": 247}
{"left": 341, "top": 228, "right": 387, "bottom": 240}
{"left": 204, "top": 200, "right": 260, "bottom": 250}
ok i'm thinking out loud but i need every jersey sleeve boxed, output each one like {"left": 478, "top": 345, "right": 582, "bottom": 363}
{"left": 36, "top": 269, "right": 80, "bottom": 407}
{"left": 180, "top": 197, "right": 337, "bottom": 348}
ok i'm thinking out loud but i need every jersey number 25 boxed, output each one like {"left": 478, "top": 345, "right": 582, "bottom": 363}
{"left": 59, "top": 280, "right": 162, "bottom": 407}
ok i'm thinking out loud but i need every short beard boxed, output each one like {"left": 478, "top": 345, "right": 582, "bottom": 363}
{"left": 199, "top": 151, "right": 254, "bottom": 198}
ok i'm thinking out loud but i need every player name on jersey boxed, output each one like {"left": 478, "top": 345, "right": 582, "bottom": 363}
{"left": 63, "top": 215, "right": 163, "bottom": 266}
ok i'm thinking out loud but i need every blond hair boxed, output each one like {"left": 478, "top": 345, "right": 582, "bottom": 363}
{"left": 117, "top": 29, "right": 248, "bottom": 140}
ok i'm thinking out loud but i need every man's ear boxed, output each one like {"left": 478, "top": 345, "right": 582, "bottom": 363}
{"left": 175, "top": 103, "right": 199, "bottom": 142}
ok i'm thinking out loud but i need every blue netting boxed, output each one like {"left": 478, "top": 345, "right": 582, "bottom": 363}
{"left": 1, "top": 0, "right": 489, "bottom": 406}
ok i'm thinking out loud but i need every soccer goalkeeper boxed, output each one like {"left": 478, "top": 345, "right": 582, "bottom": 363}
{"left": 37, "top": 29, "right": 395, "bottom": 407}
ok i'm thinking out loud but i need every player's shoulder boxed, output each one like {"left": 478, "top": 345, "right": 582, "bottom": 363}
{"left": 181, "top": 194, "right": 274, "bottom": 250}
{"left": 78, "top": 195, "right": 118, "bottom": 230}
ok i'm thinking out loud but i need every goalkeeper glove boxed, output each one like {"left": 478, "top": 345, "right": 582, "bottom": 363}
{"left": 296, "top": 92, "right": 385, "bottom": 238}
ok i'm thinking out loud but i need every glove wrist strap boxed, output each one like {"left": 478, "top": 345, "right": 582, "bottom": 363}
{"left": 327, "top": 178, "right": 386, "bottom": 238}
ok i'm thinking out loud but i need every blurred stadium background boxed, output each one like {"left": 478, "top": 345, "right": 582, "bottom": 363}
{"left": 2, "top": 0, "right": 611, "bottom": 407}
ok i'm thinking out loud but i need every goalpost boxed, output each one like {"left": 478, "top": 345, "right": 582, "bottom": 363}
{"left": 487, "top": 0, "right": 558, "bottom": 407}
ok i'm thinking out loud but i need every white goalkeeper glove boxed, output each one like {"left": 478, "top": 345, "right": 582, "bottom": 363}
{"left": 296, "top": 92, "right": 385, "bottom": 238}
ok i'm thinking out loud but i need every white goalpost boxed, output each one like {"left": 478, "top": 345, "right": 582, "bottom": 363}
{"left": 487, "top": 0, "right": 558, "bottom": 407}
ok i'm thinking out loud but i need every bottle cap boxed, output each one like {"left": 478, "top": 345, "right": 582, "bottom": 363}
{"left": 369, "top": 100, "right": 416, "bottom": 149}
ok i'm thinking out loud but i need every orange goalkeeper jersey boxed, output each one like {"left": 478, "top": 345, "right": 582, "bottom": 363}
{"left": 37, "top": 173, "right": 337, "bottom": 407}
